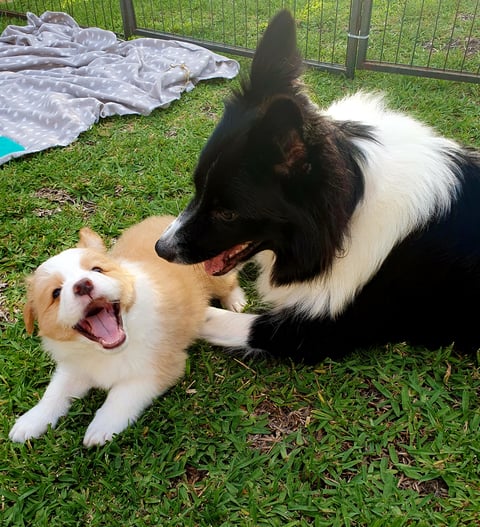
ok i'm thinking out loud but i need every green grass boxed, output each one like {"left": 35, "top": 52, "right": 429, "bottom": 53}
{"left": 1, "top": 42, "right": 480, "bottom": 527}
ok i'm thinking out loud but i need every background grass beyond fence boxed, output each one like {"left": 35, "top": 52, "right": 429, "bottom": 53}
{"left": 1, "top": 11, "right": 480, "bottom": 527}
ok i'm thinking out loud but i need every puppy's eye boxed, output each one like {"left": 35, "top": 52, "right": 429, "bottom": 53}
{"left": 52, "top": 288, "right": 61, "bottom": 299}
{"left": 212, "top": 209, "right": 238, "bottom": 222}
{"left": 91, "top": 267, "right": 103, "bottom": 273}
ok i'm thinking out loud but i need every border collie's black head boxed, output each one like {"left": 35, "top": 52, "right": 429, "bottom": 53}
{"left": 155, "top": 10, "right": 365, "bottom": 286}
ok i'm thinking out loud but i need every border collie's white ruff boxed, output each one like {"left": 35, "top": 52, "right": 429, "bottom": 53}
{"left": 154, "top": 11, "right": 480, "bottom": 364}
{"left": 255, "top": 92, "right": 460, "bottom": 319}
{"left": 10, "top": 216, "right": 244, "bottom": 446}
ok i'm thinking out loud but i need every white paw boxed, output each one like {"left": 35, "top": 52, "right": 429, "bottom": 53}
{"left": 83, "top": 413, "right": 130, "bottom": 447}
{"left": 9, "top": 406, "right": 55, "bottom": 443}
{"left": 200, "top": 306, "right": 256, "bottom": 347}
{"left": 222, "top": 285, "right": 247, "bottom": 312}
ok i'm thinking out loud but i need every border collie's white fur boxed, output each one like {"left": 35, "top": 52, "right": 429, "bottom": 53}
{"left": 155, "top": 11, "right": 480, "bottom": 364}
{"left": 10, "top": 216, "right": 244, "bottom": 446}
{"left": 256, "top": 92, "right": 461, "bottom": 318}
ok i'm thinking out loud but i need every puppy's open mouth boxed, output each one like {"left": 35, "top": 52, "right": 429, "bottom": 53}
{"left": 204, "top": 242, "right": 260, "bottom": 276}
{"left": 74, "top": 298, "right": 126, "bottom": 350}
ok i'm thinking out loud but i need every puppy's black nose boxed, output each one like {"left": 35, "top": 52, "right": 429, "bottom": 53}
{"left": 74, "top": 278, "right": 94, "bottom": 296}
{"left": 155, "top": 238, "right": 176, "bottom": 262}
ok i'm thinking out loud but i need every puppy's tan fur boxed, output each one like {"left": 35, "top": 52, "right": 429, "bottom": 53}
{"left": 10, "top": 216, "right": 245, "bottom": 447}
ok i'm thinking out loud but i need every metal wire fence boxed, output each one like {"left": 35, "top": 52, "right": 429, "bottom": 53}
{"left": 1, "top": 0, "right": 479, "bottom": 82}
{"left": 0, "top": 0, "right": 123, "bottom": 33}
{"left": 358, "top": 0, "right": 479, "bottom": 82}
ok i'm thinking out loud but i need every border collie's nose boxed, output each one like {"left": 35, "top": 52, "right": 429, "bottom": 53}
{"left": 155, "top": 238, "right": 176, "bottom": 262}
{"left": 74, "top": 278, "right": 94, "bottom": 296}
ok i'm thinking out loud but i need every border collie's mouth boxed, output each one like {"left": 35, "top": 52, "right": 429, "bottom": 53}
{"left": 204, "top": 241, "right": 261, "bottom": 276}
{"left": 74, "top": 298, "right": 126, "bottom": 350}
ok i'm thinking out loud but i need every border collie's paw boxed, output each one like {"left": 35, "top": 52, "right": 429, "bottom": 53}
{"left": 201, "top": 306, "right": 257, "bottom": 347}
{"left": 9, "top": 407, "right": 53, "bottom": 443}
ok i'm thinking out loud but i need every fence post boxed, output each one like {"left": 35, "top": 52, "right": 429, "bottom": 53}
{"left": 346, "top": 0, "right": 372, "bottom": 78}
{"left": 357, "top": 0, "right": 373, "bottom": 66}
{"left": 119, "top": 0, "right": 137, "bottom": 39}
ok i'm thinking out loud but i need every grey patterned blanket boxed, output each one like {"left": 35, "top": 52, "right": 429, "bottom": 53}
{"left": 0, "top": 11, "right": 239, "bottom": 165}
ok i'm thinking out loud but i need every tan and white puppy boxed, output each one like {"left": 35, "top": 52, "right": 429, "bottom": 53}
{"left": 9, "top": 216, "right": 245, "bottom": 447}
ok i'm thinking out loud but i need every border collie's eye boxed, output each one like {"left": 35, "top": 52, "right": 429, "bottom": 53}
{"left": 52, "top": 288, "right": 61, "bottom": 299}
{"left": 212, "top": 209, "right": 238, "bottom": 222}
{"left": 91, "top": 267, "right": 103, "bottom": 273}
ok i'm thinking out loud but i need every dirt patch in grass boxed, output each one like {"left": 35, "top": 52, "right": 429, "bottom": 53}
{"left": 358, "top": 378, "right": 394, "bottom": 415}
{"left": 249, "top": 391, "right": 449, "bottom": 499}
{"left": 397, "top": 473, "right": 449, "bottom": 498}
{"left": 465, "top": 37, "right": 480, "bottom": 56}
{"left": 339, "top": 441, "right": 449, "bottom": 498}
{"left": 33, "top": 187, "right": 96, "bottom": 216}
{"left": 248, "top": 398, "right": 311, "bottom": 453}
{"left": 168, "top": 464, "right": 209, "bottom": 499}
{"left": 423, "top": 36, "right": 480, "bottom": 56}
{"left": 0, "top": 280, "right": 14, "bottom": 324}
{"left": 184, "top": 464, "right": 209, "bottom": 486}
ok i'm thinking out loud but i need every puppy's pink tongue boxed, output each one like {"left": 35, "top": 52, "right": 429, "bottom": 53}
{"left": 86, "top": 309, "right": 125, "bottom": 349}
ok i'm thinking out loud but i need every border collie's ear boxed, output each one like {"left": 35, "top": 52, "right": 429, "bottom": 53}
{"left": 23, "top": 277, "right": 36, "bottom": 334}
{"left": 247, "top": 10, "right": 303, "bottom": 101}
{"left": 258, "top": 97, "right": 307, "bottom": 176}
{"left": 77, "top": 227, "right": 106, "bottom": 251}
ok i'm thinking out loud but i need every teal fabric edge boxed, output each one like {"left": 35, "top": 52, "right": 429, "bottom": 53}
{"left": 0, "top": 136, "right": 26, "bottom": 157}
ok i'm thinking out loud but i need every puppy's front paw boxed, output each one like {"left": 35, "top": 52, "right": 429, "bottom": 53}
{"left": 83, "top": 413, "right": 129, "bottom": 447}
{"left": 83, "top": 426, "right": 115, "bottom": 448}
{"left": 9, "top": 406, "right": 54, "bottom": 443}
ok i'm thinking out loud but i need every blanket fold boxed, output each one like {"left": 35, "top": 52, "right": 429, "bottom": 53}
{"left": 0, "top": 11, "right": 240, "bottom": 164}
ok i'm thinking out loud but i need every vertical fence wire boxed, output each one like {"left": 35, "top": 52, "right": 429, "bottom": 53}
{"left": 209, "top": 0, "right": 213, "bottom": 39}
{"left": 304, "top": 0, "right": 310, "bottom": 60}
{"left": 232, "top": 0, "right": 236, "bottom": 46}
{"left": 464, "top": 0, "right": 480, "bottom": 74}
{"left": 243, "top": 0, "right": 247, "bottom": 49}
{"left": 394, "top": 1, "right": 408, "bottom": 64}
{"left": 221, "top": 0, "right": 226, "bottom": 44}
{"left": 331, "top": 0, "right": 339, "bottom": 65}
{"left": 411, "top": 0, "right": 426, "bottom": 66}
{"left": 316, "top": 0, "right": 324, "bottom": 63}
{"left": 444, "top": 0, "right": 461, "bottom": 68}
{"left": 426, "top": 0, "right": 442, "bottom": 68}
{"left": 379, "top": 0, "right": 390, "bottom": 63}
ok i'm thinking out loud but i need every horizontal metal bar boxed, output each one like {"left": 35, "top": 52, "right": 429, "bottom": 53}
{"left": 0, "top": 9, "right": 27, "bottom": 19}
{"left": 360, "top": 60, "right": 480, "bottom": 84}
{"left": 132, "top": 27, "right": 256, "bottom": 58}
{"left": 132, "top": 28, "right": 347, "bottom": 76}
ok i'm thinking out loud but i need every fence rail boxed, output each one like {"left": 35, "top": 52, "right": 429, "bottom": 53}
{"left": 1, "top": 0, "right": 479, "bottom": 83}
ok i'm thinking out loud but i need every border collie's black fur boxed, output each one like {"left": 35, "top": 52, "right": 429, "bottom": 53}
{"left": 155, "top": 10, "right": 480, "bottom": 364}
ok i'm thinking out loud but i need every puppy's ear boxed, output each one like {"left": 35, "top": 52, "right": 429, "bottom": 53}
{"left": 77, "top": 227, "right": 106, "bottom": 251}
{"left": 23, "top": 277, "right": 36, "bottom": 334}
{"left": 257, "top": 96, "right": 308, "bottom": 177}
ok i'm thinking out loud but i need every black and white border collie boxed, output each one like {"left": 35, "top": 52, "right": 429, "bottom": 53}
{"left": 155, "top": 10, "right": 480, "bottom": 364}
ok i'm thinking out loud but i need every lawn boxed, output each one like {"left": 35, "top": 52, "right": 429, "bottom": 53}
{"left": 1, "top": 13, "right": 480, "bottom": 527}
